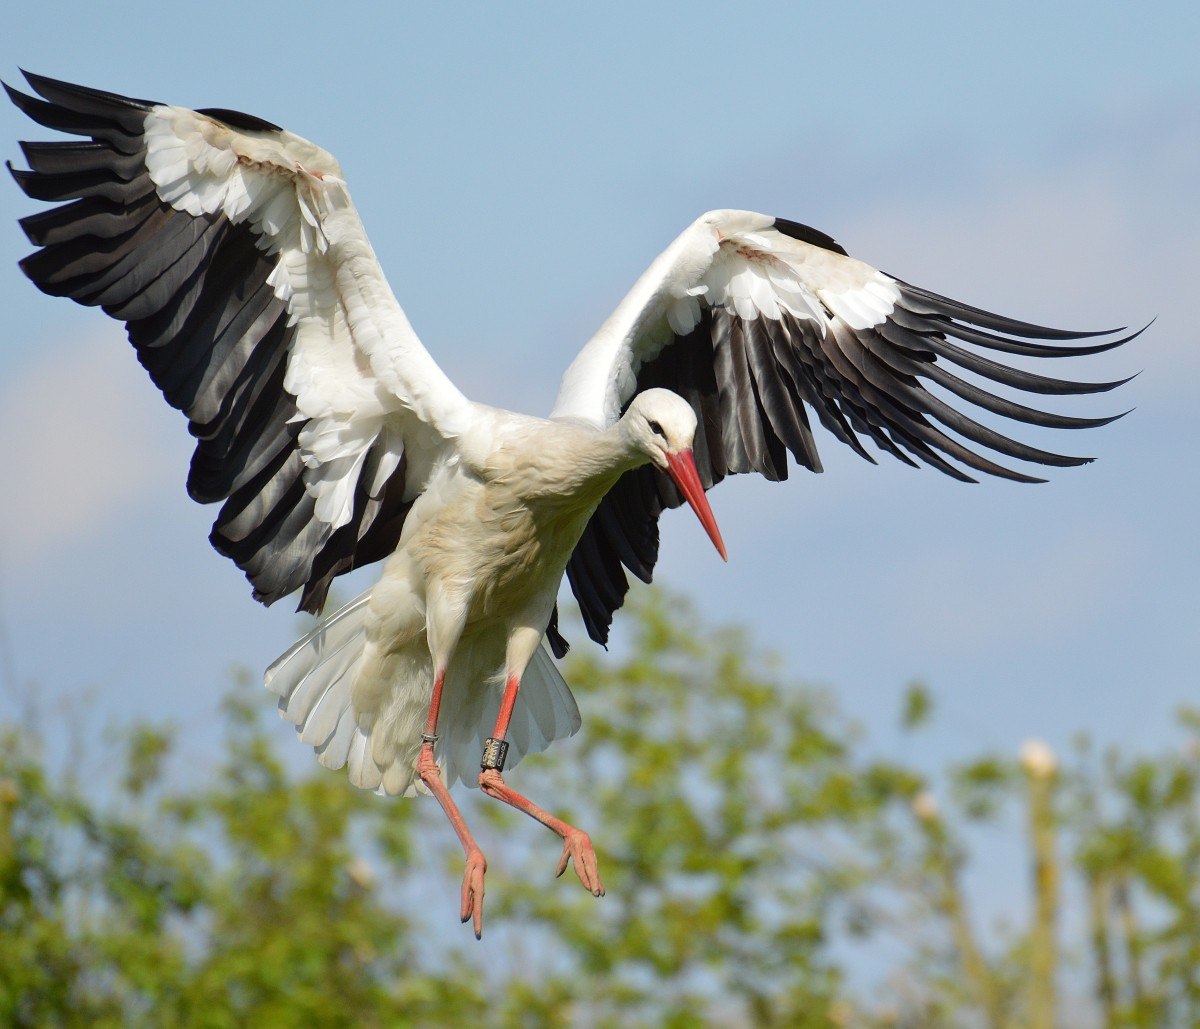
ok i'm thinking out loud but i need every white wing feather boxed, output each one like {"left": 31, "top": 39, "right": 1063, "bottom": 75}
{"left": 552, "top": 208, "right": 899, "bottom": 427}
{"left": 143, "top": 106, "right": 472, "bottom": 532}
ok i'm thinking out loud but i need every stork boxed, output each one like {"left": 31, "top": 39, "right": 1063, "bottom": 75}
{"left": 8, "top": 73, "right": 1137, "bottom": 936}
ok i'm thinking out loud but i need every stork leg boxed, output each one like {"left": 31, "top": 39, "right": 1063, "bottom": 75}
{"left": 418, "top": 588, "right": 488, "bottom": 937}
{"left": 476, "top": 627, "right": 605, "bottom": 897}
{"left": 417, "top": 667, "right": 488, "bottom": 936}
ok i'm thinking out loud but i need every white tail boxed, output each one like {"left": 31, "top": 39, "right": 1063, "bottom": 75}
{"left": 436, "top": 644, "right": 582, "bottom": 790}
{"left": 264, "top": 591, "right": 374, "bottom": 776}
{"left": 263, "top": 590, "right": 582, "bottom": 796}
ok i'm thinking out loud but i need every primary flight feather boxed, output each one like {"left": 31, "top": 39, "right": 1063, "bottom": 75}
{"left": 8, "top": 72, "right": 1136, "bottom": 935}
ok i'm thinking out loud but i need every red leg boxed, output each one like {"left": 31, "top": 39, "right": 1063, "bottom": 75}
{"left": 477, "top": 674, "right": 604, "bottom": 897}
{"left": 419, "top": 668, "right": 488, "bottom": 937}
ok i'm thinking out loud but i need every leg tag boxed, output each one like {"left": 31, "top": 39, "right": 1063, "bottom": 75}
{"left": 480, "top": 737, "right": 510, "bottom": 771}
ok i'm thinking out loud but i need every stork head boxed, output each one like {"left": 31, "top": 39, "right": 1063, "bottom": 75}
{"left": 623, "top": 389, "right": 727, "bottom": 561}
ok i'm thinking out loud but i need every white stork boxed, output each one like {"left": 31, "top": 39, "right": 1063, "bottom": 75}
{"left": 8, "top": 73, "right": 1136, "bottom": 936}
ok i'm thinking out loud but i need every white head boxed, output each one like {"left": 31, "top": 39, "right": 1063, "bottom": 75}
{"left": 622, "top": 388, "right": 700, "bottom": 469}
{"left": 619, "top": 388, "right": 727, "bottom": 561}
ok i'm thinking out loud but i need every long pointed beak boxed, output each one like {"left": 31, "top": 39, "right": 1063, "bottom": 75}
{"left": 665, "top": 450, "right": 727, "bottom": 561}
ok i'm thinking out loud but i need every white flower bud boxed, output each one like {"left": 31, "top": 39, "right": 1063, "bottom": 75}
{"left": 1020, "top": 739, "right": 1057, "bottom": 778}
{"left": 912, "top": 790, "right": 939, "bottom": 822}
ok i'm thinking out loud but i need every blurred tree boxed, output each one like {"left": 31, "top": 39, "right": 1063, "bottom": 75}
{"left": 1, "top": 587, "right": 1197, "bottom": 1027}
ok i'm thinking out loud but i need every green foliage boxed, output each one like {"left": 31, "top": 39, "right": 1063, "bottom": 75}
{"left": 900, "top": 682, "right": 934, "bottom": 732}
{"left": 0, "top": 587, "right": 1197, "bottom": 1026}
{"left": 481, "top": 593, "right": 911, "bottom": 1025}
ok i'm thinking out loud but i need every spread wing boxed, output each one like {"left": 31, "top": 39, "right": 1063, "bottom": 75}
{"left": 553, "top": 209, "right": 1136, "bottom": 645}
{"left": 9, "top": 73, "right": 474, "bottom": 613}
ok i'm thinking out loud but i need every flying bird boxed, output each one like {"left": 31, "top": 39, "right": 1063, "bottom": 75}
{"left": 7, "top": 72, "right": 1136, "bottom": 936}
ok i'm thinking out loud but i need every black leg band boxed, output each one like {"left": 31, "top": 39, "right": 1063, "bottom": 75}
{"left": 480, "top": 737, "right": 510, "bottom": 771}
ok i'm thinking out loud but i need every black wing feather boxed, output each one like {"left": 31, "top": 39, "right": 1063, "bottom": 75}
{"left": 565, "top": 223, "right": 1134, "bottom": 645}
{"left": 9, "top": 73, "right": 408, "bottom": 614}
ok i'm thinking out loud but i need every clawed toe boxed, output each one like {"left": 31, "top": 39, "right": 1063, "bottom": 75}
{"left": 555, "top": 830, "right": 605, "bottom": 897}
{"left": 474, "top": 765, "right": 604, "bottom": 900}
{"left": 460, "top": 848, "right": 488, "bottom": 938}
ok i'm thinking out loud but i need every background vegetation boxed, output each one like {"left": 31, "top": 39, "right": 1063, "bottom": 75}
{"left": 1, "top": 590, "right": 1195, "bottom": 1027}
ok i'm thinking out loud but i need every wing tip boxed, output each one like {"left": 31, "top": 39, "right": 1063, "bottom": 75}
{"left": 18, "top": 68, "right": 157, "bottom": 111}
{"left": 3, "top": 78, "right": 34, "bottom": 110}
{"left": 896, "top": 280, "right": 1147, "bottom": 345}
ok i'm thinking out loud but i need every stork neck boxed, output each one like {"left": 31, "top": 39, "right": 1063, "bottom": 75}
{"left": 536, "top": 419, "right": 649, "bottom": 509}
{"left": 571, "top": 421, "right": 643, "bottom": 488}
{"left": 505, "top": 418, "right": 643, "bottom": 512}
{"left": 608, "top": 418, "right": 655, "bottom": 474}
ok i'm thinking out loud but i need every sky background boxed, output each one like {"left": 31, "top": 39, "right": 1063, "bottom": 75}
{"left": 0, "top": 0, "right": 1197, "bottom": 953}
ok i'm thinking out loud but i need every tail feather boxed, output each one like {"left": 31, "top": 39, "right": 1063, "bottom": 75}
{"left": 315, "top": 701, "right": 359, "bottom": 770}
{"left": 299, "top": 639, "right": 364, "bottom": 746}
{"left": 263, "top": 588, "right": 581, "bottom": 797}
{"left": 264, "top": 590, "right": 372, "bottom": 774}
{"left": 436, "top": 643, "right": 581, "bottom": 790}
{"left": 511, "top": 645, "right": 582, "bottom": 758}
{"left": 283, "top": 632, "right": 359, "bottom": 729}
{"left": 265, "top": 592, "right": 372, "bottom": 700}
{"left": 347, "top": 729, "right": 383, "bottom": 791}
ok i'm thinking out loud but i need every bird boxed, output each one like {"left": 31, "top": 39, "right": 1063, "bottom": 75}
{"left": 7, "top": 72, "right": 1137, "bottom": 936}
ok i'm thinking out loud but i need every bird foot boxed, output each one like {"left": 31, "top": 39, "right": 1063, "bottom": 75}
{"left": 461, "top": 846, "right": 488, "bottom": 939}
{"left": 556, "top": 829, "right": 605, "bottom": 897}
{"left": 417, "top": 744, "right": 489, "bottom": 937}
{"left": 477, "top": 767, "right": 604, "bottom": 897}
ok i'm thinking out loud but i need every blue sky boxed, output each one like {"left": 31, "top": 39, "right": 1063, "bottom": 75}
{"left": 1, "top": 1, "right": 1196, "bottom": 865}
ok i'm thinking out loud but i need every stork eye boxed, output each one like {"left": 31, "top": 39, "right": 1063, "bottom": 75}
{"left": 648, "top": 420, "right": 665, "bottom": 438}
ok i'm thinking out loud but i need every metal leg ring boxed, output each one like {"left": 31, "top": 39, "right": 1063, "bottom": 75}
{"left": 480, "top": 737, "right": 509, "bottom": 772}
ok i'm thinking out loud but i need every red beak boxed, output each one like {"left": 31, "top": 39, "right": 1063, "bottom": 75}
{"left": 665, "top": 450, "right": 727, "bottom": 561}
